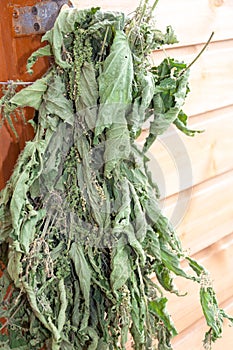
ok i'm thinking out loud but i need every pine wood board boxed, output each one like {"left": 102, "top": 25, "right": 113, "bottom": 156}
{"left": 137, "top": 105, "right": 233, "bottom": 199}
{"left": 76, "top": 0, "right": 233, "bottom": 46}
{"left": 163, "top": 169, "right": 233, "bottom": 254}
{"left": 172, "top": 297, "right": 233, "bottom": 349}
{"left": 154, "top": 0, "right": 233, "bottom": 46}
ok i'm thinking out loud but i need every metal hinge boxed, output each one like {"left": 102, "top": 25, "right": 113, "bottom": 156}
{"left": 12, "top": 0, "right": 73, "bottom": 37}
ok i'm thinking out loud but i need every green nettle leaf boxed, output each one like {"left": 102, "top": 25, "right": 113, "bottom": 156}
{"left": 7, "top": 248, "right": 22, "bottom": 288}
{"left": 96, "top": 29, "right": 133, "bottom": 176}
{"left": 98, "top": 30, "right": 133, "bottom": 107}
{"left": 110, "top": 238, "right": 131, "bottom": 291}
{"left": 163, "top": 25, "right": 179, "bottom": 45}
{"left": 129, "top": 71, "right": 155, "bottom": 138}
{"left": 10, "top": 75, "right": 50, "bottom": 110}
{"left": 0, "top": 2, "right": 231, "bottom": 349}
{"left": 173, "top": 110, "right": 203, "bottom": 136}
{"left": 160, "top": 243, "right": 189, "bottom": 279}
{"left": 76, "top": 62, "right": 99, "bottom": 130}
{"left": 20, "top": 208, "right": 46, "bottom": 253}
{"left": 200, "top": 287, "right": 223, "bottom": 337}
{"left": 186, "top": 256, "right": 207, "bottom": 276}
{"left": 27, "top": 45, "right": 52, "bottom": 74}
{"left": 41, "top": 75, "right": 74, "bottom": 125}
{"left": 144, "top": 66, "right": 190, "bottom": 151}
{"left": 69, "top": 242, "right": 91, "bottom": 331}
{"left": 149, "top": 298, "right": 178, "bottom": 336}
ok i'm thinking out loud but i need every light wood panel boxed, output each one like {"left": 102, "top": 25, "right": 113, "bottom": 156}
{"left": 138, "top": 105, "right": 233, "bottom": 199}
{"left": 74, "top": 0, "right": 138, "bottom": 13}
{"left": 159, "top": 232, "right": 233, "bottom": 335}
{"left": 172, "top": 298, "right": 233, "bottom": 349}
{"left": 152, "top": 40, "right": 233, "bottom": 116}
{"left": 155, "top": 0, "right": 233, "bottom": 46}
{"left": 75, "top": 0, "right": 233, "bottom": 46}
{"left": 163, "top": 170, "right": 233, "bottom": 253}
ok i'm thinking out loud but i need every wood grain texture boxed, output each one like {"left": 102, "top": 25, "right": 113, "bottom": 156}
{"left": 74, "top": 0, "right": 139, "bottom": 13}
{"left": 172, "top": 298, "right": 233, "bottom": 349}
{"left": 154, "top": 0, "right": 233, "bottom": 46}
{"left": 76, "top": 0, "right": 233, "bottom": 46}
{"left": 163, "top": 170, "right": 233, "bottom": 254}
{"left": 137, "top": 105, "right": 233, "bottom": 199}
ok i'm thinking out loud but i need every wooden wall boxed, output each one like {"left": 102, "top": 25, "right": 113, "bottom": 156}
{"left": 76, "top": 0, "right": 233, "bottom": 348}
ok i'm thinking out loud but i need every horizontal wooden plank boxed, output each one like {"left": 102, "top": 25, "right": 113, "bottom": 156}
{"left": 163, "top": 170, "right": 233, "bottom": 254}
{"left": 151, "top": 39, "right": 233, "bottom": 116}
{"left": 172, "top": 297, "right": 233, "bottom": 349}
{"left": 73, "top": 0, "right": 138, "bottom": 13}
{"left": 155, "top": 0, "right": 233, "bottom": 46}
{"left": 75, "top": 0, "right": 233, "bottom": 46}
{"left": 137, "top": 105, "right": 233, "bottom": 199}
{"left": 160, "top": 232, "right": 233, "bottom": 335}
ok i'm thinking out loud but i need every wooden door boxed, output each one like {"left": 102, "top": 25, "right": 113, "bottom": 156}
{"left": 0, "top": 0, "right": 49, "bottom": 190}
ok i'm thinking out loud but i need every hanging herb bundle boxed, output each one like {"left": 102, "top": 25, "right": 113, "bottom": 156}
{"left": 0, "top": 2, "right": 232, "bottom": 349}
